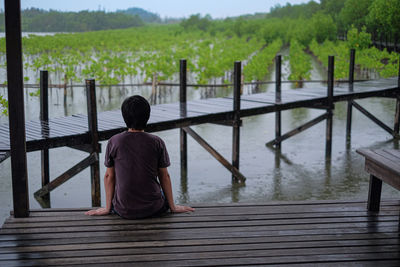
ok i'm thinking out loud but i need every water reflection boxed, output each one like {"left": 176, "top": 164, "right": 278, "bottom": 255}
{"left": 1, "top": 50, "right": 400, "bottom": 228}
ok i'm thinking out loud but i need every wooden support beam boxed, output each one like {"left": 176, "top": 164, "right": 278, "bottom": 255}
{"left": 180, "top": 59, "right": 188, "bottom": 181}
{"left": 266, "top": 112, "right": 329, "bottom": 147}
{"left": 275, "top": 55, "right": 282, "bottom": 150}
{"left": 211, "top": 119, "right": 242, "bottom": 127}
{"left": 5, "top": 0, "right": 29, "bottom": 218}
{"left": 86, "top": 79, "right": 101, "bottom": 207}
{"left": 346, "top": 49, "right": 355, "bottom": 146}
{"left": 68, "top": 143, "right": 101, "bottom": 153}
{"left": 352, "top": 100, "right": 399, "bottom": 138}
{"left": 183, "top": 127, "right": 246, "bottom": 183}
{"left": 395, "top": 95, "right": 400, "bottom": 135}
{"left": 232, "top": 61, "right": 241, "bottom": 182}
{"left": 34, "top": 153, "right": 98, "bottom": 208}
{"left": 40, "top": 70, "right": 50, "bottom": 208}
{"left": 326, "top": 56, "right": 334, "bottom": 159}
{"left": 395, "top": 58, "right": 400, "bottom": 135}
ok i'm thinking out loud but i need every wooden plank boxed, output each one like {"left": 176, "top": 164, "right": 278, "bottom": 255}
{"left": 0, "top": 241, "right": 399, "bottom": 262}
{"left": 1, "top": 224, "right": 398, "bottom": 249}
{"left": 357, "top": 149, "right": 400, "bottom": 179}
{"left": 1, "top": 231, "right": 398, "bottom": 255}
{"left": 1, "top": 214, "right": 397, "bottom": 232}
{"left": 3, "top": 209, "right": 399, "bottom": 227}
{"left": 7, "top": 200, "right": 400, "bottom": 218}
{"left": 1, "top": 215, "right": 397, "bottom": 235}
{"left": 1, "top": 247, "right": 399, "bottom": 266}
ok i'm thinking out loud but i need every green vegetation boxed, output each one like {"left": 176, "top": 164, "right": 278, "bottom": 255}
{"left": 0, "top": 0, "right": 399, "bottom": 117}
{"left": 0, "top": 95, "right": 7, "bottom": 116}
{"left": 288, "top": 39, "right": 311, "bottom": 82}
{"left": 243, "top": 39, "right": 282, "bottom": 82}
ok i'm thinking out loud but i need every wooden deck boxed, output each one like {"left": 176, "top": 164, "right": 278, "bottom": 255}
{"left": 0, "top": 77, "right": 398, "bottom": 162}
{"left": 0, "top": 200, "right": 399, "bottom": 266}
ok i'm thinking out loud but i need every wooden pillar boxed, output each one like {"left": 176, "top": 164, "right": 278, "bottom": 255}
{"left": 275, "top": 55, "right": 282, "bottom": 150}
{"left": 367, "top": 175, "right": 382, "bottom": 212}
{"left": 346, "top": 49, "right": 355, "bottom": 146}
{"left": 5, "top": 0, "right": 29, "bottom": 218}
{"left": 40, "top": 70, "right": 50, "bottom": 208}
{"left": 179, "top": 59, "right": 188, "bottom": 181}
{"left": 86, "top": 79, "right": 101, "bottom": 207}
{"left": 326, "top": 56, "right": 334, "bottom": 159}
{"left": 232, "top": 61, "right": 241, "bottom": 182}
{"left": 394, "top": 58, "right": 400, "bottom": 135}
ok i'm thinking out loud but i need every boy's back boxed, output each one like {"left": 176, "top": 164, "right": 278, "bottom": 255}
{"left": 105, "top": 131, "right": 170, "bottom": 219}
{"left": 86, "top": 95, "right": 194, "bottom": 218}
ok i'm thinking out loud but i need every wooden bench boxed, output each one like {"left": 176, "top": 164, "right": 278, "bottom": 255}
{"left": 357, "top": 148, "right": 400, "bottom": 211}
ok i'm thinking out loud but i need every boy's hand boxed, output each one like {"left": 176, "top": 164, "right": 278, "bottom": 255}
{"left": 85, "top": 207, "right": 110, "bottom": 216}
{"left": 170, "top": 205, "right": 195, "bottom": 213}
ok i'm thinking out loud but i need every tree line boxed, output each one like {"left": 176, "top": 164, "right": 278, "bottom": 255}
{"left": 0, "top": 8, "right": 145, "bottom": 32}
{"left": 180, "top": 0, "right": 400, "bottom": 48}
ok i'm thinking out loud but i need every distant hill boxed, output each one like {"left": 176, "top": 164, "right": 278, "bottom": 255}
{"left": 117, "top": 7, "right": 161, "bottom": 23}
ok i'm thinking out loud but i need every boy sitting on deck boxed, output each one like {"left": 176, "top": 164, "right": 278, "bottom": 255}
{"left": 85, "top": 95, "right": 194, "bottom": 218}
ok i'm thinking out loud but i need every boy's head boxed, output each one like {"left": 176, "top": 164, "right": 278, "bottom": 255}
{"left": 121, "top": 95, "right": 150, "bottom": 130}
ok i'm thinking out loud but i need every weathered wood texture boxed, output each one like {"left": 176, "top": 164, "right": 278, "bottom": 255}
{"left": 40, "top": 70, "right": 50, "bottom": 208}
{"left": 357, "top": 149, "right": 400, "bottom": 212}
{"left": 0, "top": 77, "right": 398, "bottom": 163}
{"left": 4, "top": 0, "right": 29, "bottom": 218}
{"left": 0, "top": 200, "right": 399, "bottom": 266}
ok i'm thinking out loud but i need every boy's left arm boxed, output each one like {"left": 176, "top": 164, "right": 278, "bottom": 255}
{"left": 85, "top": 167, "right": 115, "bottom": 216}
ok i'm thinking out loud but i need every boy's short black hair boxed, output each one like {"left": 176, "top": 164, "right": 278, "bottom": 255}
{"left": 121, "top": 95, "right": 150, "bottom": 130}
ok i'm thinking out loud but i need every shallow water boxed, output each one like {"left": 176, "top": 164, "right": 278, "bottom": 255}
{"left": 0, "top": 55, "right": 399, "bottom": 226}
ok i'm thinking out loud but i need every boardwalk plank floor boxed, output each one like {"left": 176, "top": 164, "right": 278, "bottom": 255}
{"left": 0, "top": 200, "right": 399, "bottom": 266}
{"left": 0, "top": 77, "right": 398, "bottom": 158}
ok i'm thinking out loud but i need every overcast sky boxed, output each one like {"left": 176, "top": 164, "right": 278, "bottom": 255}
{"left": 10, "top": 0, "right": 312, "bottom": 19}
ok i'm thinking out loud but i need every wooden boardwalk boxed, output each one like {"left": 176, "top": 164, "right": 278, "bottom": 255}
{"left": 0, "top": 77, "right": 398, "bottom": 162}
{"left": 0, "top": 200, "right": 399, "bottom": 266}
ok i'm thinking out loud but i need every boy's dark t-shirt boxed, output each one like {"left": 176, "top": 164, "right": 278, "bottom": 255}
{"left": 104, "top": 131, "right": 170, "bottom": 219}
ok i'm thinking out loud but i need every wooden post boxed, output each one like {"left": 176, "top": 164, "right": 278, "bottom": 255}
{"left": 151, "top": 73, "right": 158, "bottom": 105}
{"left": 232, "top": 61, "right": 241, "bottom": 182}
{"left": 179, "top": 59, "right": 188, "bottom": 181}
{"left": 346, "top": 49, "right": 355, "bottom": 145}
{"left": 5, "top": 0, "right": 29, "bottom": 218}
{"left": 40, "top": 70, "right": 50, "bottom": 208}
{"left": 367, "top": 175, "right": 382, "bottom": 212}
{"left": 275, "top": 55, "right": 282, "bottom": 150}
{"left": 86, "top": 79, "right": 101, "bottom": 207}
{"left": 394, "top": 58, "right": 400, "bottom": 135}
{"left": 326, "top": 56, "right": 334, "bottom": 159}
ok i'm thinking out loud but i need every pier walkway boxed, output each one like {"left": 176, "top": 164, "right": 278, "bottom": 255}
{"left": 0, "top": 77, "right": 398, "bottom": 161}
{"left": 1, "top": 200, "right": 399, "bottom": 266}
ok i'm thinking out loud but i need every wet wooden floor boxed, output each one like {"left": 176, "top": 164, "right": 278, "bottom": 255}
{"left": 1, "top": 199, "right": 399, "bottom": 266}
